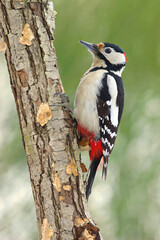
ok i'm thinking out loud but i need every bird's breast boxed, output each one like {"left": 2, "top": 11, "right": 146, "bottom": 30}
{"left": 74, "top": 69, "right": 107, "bottom": 134}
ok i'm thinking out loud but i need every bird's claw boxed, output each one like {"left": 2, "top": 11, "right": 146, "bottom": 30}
{"left": 51, "top": 92, "right": 73, "bottom": 113}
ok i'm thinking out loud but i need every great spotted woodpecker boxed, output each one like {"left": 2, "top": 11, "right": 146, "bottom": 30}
{"left": 74, "top": 40, "right": 126, "bottom": 199}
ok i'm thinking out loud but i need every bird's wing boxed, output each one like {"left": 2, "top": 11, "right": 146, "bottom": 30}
{"left": 97, "top": 74, "right": 118, "bottom": 178}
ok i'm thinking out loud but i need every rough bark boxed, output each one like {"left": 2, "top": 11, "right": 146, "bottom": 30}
{"left": 0, "top": 1, "right": 101, "bottom": 239}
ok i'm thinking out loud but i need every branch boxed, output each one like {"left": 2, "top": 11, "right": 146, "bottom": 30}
{"left": 0, "top": 1, "right": 102, "bottom": 239}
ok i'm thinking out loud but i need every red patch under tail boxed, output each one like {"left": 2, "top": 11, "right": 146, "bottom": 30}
{"left": 77, "top": 123, "right": 103, "bottom": 160}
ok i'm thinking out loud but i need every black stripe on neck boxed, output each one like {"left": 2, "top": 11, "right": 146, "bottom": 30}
{"left": 97, "top": 52, "right": 125, "bottom": 72}
{"left": 89, "top": 66, "right": 107, "bottom": 73}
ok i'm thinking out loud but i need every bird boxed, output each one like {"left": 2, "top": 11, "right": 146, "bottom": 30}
{"left": 74, "top": 40, "right": 127, "bottom": 199}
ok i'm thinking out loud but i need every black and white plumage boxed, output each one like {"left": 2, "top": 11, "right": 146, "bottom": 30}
{"left": 97, "top": 71, "right": 124, "bottom": 178}
{"left": 74, "top": 40, "right": 126, "bottom": 199}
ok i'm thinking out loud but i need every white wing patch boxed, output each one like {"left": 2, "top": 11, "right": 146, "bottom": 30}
{"left": 107, "top": 75, "right": 119, "bottom": 127}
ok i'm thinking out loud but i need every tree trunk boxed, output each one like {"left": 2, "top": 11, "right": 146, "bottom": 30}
{"left": 0, "top": 1, "right": 101, "bottom": 239}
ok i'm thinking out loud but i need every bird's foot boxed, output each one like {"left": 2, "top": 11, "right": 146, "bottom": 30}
{"left": 51, "top": 92, "right": 73, "bottom": 114}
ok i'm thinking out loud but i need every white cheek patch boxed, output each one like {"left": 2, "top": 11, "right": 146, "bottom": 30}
{"left": 108, "top": 52, "right": 125, "bottom": 65}
{"left": 102, "top": 48, "right": 125, "bottom": 65}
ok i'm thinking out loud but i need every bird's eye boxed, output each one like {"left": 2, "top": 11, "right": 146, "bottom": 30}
{"left": 105, "top": 48, "right": 112, "bottom": 54}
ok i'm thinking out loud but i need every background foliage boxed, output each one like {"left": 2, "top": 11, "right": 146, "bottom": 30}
{"left": 0, "top": 0, "right": 160, "bottom": 239}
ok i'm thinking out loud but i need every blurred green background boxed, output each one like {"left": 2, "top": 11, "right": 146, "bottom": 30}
{"left": 0, "top": 0, "right": 160, "bottom": 239}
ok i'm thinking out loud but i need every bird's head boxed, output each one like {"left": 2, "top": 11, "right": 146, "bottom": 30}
{"left": 80, "top": 40, "right": 127, "bottom": 74}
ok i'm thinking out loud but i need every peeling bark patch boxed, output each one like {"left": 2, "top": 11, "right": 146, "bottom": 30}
{"left": 63, "top": 185, "right": 71, "bottom": 191}
{"left": 82, "top": 228, "right": 96, "bottom": 240}
{"left": 79, "top": 138, "right": 91, "bottom": 151}
{"left": 66, "top": 164, "right": 72, "bottom": 175}
{"left": 71, "top": 158, "right": 78, "bottom": 176}
{"left": 42, "top": 218, "right": 54, "bottom": 240}
{"left": 75, "top": 221, "right": 100, "bottom": 240}
{"left": 17, "top": 69, "right": 28, "bottom": 87}
{"left": 74, "top": 217, "right": 86, "bottom": 227}
{"left": 37, "top": 103, "right": 52, "bottom": 126}
{"left": 74, "top": 218, "right": 100, "bottom": 240}
{"left": 79, "top": 138, "right": 90, "bottom": 147}
{"left": 74, "top": 217, "right": 89, "bottom": 227}
{"left": 80, "top": 163, "right": 87, "bottom": 173}
{"left": 53, "top": 173, "right": 62, "bottom": 192}
{"left": 0, "top": 37, "right": 7, "bottom": 52}
{"left": 20, "top": 23, "right": 34, "bottom": 46}
{"left": 59, "top": 195, "right": 65, "bottom": 201}
{"left": 66, "top": 158, "right": 78, "bottom": 176}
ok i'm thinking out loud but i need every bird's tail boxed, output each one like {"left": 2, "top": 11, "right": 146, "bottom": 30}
{"left": 86, "top": 155, "right": 102, "bottom": 200}
{"left": 85, "top": 136, "right": 103, "bottom": 200}
{"left": 102, "top": 156, "right": 109, "bottom": 180}
{"left": 77, "top": 124, "right": 104, "bottom": 199}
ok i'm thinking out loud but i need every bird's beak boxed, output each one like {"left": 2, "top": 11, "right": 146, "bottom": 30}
{"left": 80, "top": 40, "right": 98, "bottom": 53}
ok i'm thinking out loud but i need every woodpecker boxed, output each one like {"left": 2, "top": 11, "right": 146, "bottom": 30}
{"left": 74, "top": 40, "right": 126, "bottom": 199}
